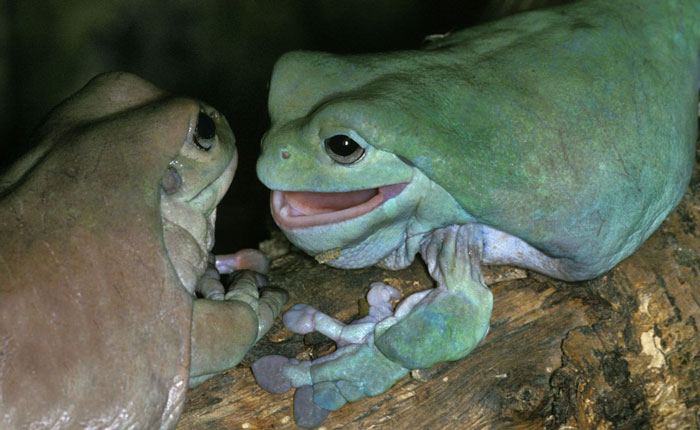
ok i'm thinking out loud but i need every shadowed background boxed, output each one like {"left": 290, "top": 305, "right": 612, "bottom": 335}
{"left": 1, "top": 0, "right": 567, "bottom": 251}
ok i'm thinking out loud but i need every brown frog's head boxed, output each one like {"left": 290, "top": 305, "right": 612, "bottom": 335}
{"left": 1, "top": 72, "right": 237, "bottom": 294}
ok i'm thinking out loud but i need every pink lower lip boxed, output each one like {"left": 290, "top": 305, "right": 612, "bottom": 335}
{"left": 271, "top": 183, "right": 409, "bottom": 229}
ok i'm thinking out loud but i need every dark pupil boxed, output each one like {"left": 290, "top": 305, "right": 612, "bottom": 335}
{"left": 326, "top": 135, "right": 359, "bottom": 156}
{"left": 195, "top": 112, "right": 216, "bottom": 140}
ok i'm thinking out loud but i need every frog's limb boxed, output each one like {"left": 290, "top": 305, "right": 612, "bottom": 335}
{"left": 197, "top": 249, "right": 270, "bottom": 300}
{"left": 282, "top": 281, "right": 399, "bottom": 345}
{"left": 375, "top": 224, "right": 492, "bottom": 368}
{"left": 216, "top": 248, "right": 270, "bottom": 274}
{"left": 190, "top": 271, "right": 287, "bottom": 386}
{"left": 253, "top": 224, "right": 491, "bottom": 426}
{"left": 224, "top": 271, "right": 287, "bottom": 342}
{"left": 294, "top": 385, "right": 332, "bottom": 428}
{"left": 196, "top": 265, "right": 225, "bottom": 300}
{"left": 252, "top": 283, "right": 410, "bottom": 427}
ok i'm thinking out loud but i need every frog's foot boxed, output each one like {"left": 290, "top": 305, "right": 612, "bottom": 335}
{"left": 196, "top": 250, "right": 269, "bottom": 300}
{"left": 216, "top": 248, "right": 270, "bottom": 274}
{"left": 190, "top": 270, "right": 287, "bottom": 387}
{"left": 225, "top": 271, "right": 288, "bottom": 342}
{"left": 253, "top": 282, "right": 401, "bottom": 392}
{"left": 252, "top": 283, "right": 410, "bottom": 428}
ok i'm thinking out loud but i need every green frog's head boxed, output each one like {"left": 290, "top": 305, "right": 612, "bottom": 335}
{"left": 256, "top": 52, "right": 468, "bottom": 269}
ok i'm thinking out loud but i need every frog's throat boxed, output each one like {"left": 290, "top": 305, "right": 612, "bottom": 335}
{"left": 271, "top": 183, "right": 408, "bottom": 229}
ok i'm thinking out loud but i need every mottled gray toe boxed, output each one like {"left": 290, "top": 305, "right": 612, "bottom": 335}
{"left": 294, "top": 385, "right": 330, "bottom": 428}
{"left": 251, "top": 355, "right": 292, "bottom": 394}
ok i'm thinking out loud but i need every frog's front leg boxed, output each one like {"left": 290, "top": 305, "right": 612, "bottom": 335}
{"left": 189, "top": 268, "right": 288, "bottom": 387}
{"left": 376, "top": 224, "right": 493, "bottom": 368}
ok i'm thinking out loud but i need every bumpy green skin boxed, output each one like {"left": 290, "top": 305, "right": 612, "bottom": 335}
{"left": 256, "top": 0, "right": 700, "bottom": 424}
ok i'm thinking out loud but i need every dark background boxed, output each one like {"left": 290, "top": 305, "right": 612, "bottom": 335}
{"left": 1, "top": 0, "right": 564, "bottom": 251}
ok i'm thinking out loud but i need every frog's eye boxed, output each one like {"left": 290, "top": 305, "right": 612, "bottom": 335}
{"left": 193, "top": 111, "right": 216, "bottom": 151}
{"left": 324, "top": 135, "right": 365, "bottom": 164}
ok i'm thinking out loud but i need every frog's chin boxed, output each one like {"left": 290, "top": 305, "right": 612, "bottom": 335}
{"left": 271, "top": 183, "right": 409, "bottom": 230}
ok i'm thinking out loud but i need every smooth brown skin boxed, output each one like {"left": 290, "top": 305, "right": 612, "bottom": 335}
{"left": 0, "top": 73, "right": 278, "bottom": 429}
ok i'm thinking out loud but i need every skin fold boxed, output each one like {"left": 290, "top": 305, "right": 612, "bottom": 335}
{"left": 253, "top": 0, "right": 700, "bottom": 427}
{"left": 0, "top": 72, "right": 286, "bottom": 430}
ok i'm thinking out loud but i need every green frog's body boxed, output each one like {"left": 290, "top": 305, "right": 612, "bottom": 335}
{"left": 253, "top": 0, "right": 700, "bottom": 426}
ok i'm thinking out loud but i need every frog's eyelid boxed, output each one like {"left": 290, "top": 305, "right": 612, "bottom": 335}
{"left": 345, "top": 130, "right": 369, "bottom": 149}
{"left": 321, "top": 129, "right": 370, "bottom": 150}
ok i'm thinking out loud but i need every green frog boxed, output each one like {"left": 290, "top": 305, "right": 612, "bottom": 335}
{"left": 253, "top": 0, "right": 700, "bottom": 426}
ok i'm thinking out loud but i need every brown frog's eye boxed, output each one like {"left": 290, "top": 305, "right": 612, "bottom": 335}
{"left": 193, "top": 111, "right": 216, "bottom": 151}
{"left": 324, "top": 135, "right": 365, "bottom": 164}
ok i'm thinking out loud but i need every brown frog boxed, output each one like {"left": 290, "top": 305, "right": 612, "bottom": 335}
{"left": 0, "top": 72, "right": 286, "bottom": 429}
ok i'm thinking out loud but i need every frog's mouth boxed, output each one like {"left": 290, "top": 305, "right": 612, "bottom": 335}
{"left": 271, "top": 183, "right": 408, "bottom": 229}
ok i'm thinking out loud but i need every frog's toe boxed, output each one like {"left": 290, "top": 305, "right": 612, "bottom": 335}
{"left": 216, "top": 249, "right": 270, "bottom": 274}
{"left": 197, "top": 276, "right": 225, "bottom": 300}
{"left": 365, "top": 282, "right": 402, "bottom": 319}
{"left": 255, "top": 287, "right": 288, "bottom": 341}
{"left": 283, "top": 303, "right": 319, "bottom": 334}
{"left": 224, "top": 271, "right": 260, "bottom": 307}
{"left": 294, "top": 385, "right": 331, "bottom": 428}
{"left": 311, "top": 381, "right": 347, "bottom": 411}
{"left": 393, "top": 289, "right": 431, "bottom": 319}
{"left": 366, "top": 282, "right": 402, "bottom": 307}
{"left": 252, "top": 355, "right": 293, "bottom": 394}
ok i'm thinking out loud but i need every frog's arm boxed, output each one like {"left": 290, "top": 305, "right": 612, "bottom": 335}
{"left": 189, "top": 271, "right": 287, "bottom": 387}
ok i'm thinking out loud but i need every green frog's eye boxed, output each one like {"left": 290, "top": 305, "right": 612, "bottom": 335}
{"left": 193, "top": 111, "right": 216, "bottom": 151}
{"left": 324, "top": 135, "right": 365, "bottom": 164}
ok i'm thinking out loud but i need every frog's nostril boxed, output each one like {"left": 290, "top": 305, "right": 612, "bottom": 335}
{"left": 195, "top": 111, "right": 216, "bottom": 140}
{"left": 281, "top": 150, "right": 291, "bottom": 160}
